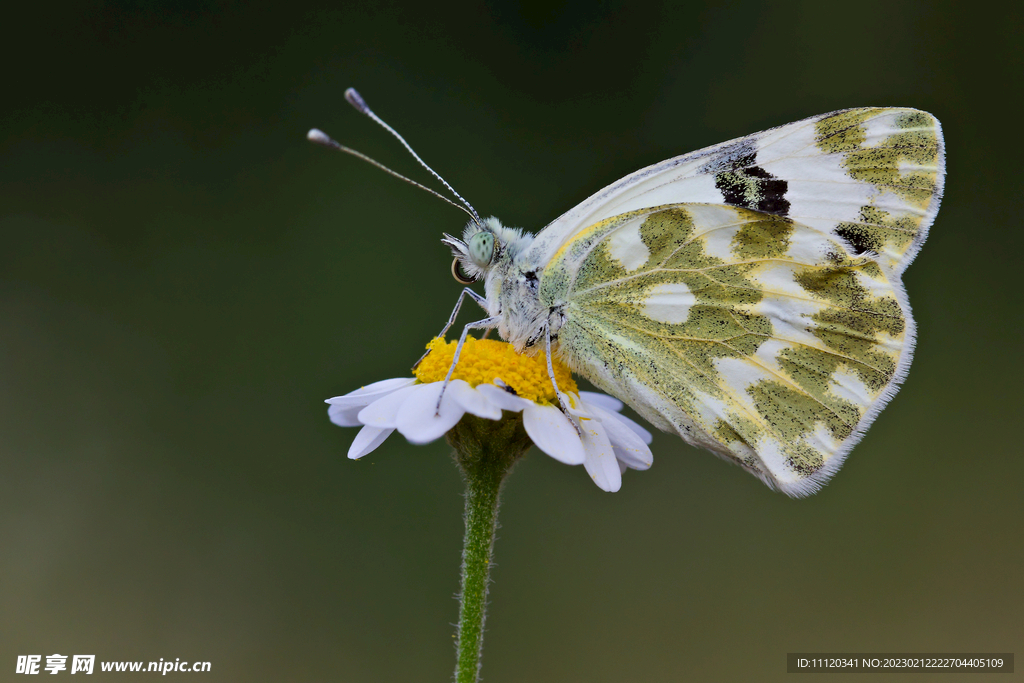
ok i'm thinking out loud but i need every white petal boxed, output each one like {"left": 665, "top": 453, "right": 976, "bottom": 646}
{"left": 579, "top": 418, "right": 622, "bottom": 492}
{"left": 328, "top": 404, "right": 364, "bottom": 427}
{"left": 588, "top": 405, "right": 653, "bottom": 470}
{"left": 395, "top": 383, "right": 467, "bottom": 444}
{"left": 613, "top": 412, "right": 653, "bottom": 445}
{"left": 348, "top": 425, "right": 394, "bottom": 459}
{"left": 579, "top": 390, "right": 623, "bottom": 412}
{"left": 448, "top": 380, "right": 502, "bottom": 420}
{"left": 614, "top": 446, "right": 651, "bottom": 471}
{"left": 522, "top": 403, "right": 586, "bottom": 465}
{"left": 357, "top": 384, "right": 421, "bottom": 428}
{"left": 326, "top": 377, "right": 417, "bottom": 408}
{"left": 476, "top": 383, "right": 532, "bottom": 412}
{"left": 618, "top": 459, "right": 628, "bottom": 475}
{"left": 562, "top": 392, "right": 601, "bottom": 421}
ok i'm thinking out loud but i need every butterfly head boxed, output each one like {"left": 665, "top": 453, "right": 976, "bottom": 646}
{"left": 443, "top": 217, "right": 532, "bottom": 285}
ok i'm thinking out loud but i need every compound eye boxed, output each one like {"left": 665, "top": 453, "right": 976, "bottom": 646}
{"left": 468, "top": 232, "right": 495, "bottom": 267}
{"left": 451, "top": 258, "right": 475, "bottom": 284}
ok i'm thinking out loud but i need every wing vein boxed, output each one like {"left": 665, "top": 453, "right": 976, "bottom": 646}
{"left": 575, "top": 266, "right": 905, "bottom": 324}
{"left": 583, "top": 310, "right": 856, "bottom": 431}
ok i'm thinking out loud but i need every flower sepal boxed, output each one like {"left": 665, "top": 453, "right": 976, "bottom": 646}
{"left": 445, "top": 412, "right": 533, "bottom": 483}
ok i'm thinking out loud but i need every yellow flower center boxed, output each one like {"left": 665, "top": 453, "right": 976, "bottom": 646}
{"left": 414, "top": 337, "right": 577, "bottom": 404}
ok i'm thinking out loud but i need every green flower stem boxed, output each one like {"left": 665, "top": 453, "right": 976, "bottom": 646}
{"left": 447, "top": 414, "right": 533, "bottom": 683}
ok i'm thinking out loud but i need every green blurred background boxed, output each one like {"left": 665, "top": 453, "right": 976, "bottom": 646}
{"left": 2, "top": 1, "right": 1020, "bottom": 681}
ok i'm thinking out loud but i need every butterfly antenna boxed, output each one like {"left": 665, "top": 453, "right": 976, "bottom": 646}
{"left": 344, "top": 88, "right": 482, "bottom": 226}
{"left": 306, "top": 129, "right": 480, "bottom": 224}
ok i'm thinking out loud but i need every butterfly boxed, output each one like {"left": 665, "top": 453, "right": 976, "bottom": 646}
{"left": 311, "top": 93, "right": 945, "bottom": 497}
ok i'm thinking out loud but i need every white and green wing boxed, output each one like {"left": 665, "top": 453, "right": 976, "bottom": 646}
{"left": 542, "top": 204, "right": 919, "bottom": 496}
{"left": 529, "top": 108, "right": 944, "bottom": 276}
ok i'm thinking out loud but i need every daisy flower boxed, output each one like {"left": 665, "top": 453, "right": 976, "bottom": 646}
{"left": 326, "top": 338, "right": 653, "bottom": 492}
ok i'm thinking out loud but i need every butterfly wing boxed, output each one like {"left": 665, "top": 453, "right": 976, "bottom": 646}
{"left": 528, "top": 108, "right": 944, "bottom": 276}
{"left": 534, "top": 107, "right": 943, "bottom": 495}
{"left": 540, "top": 202, "right": 923, "bottom": 497}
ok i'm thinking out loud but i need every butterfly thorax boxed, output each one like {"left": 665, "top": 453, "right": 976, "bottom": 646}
{"left": 492, "top": 257, "right": 561, "bottom": 355}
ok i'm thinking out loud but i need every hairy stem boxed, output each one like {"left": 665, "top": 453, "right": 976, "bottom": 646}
{"left": 448, "top": 415, "right": 532, "bottom": 683}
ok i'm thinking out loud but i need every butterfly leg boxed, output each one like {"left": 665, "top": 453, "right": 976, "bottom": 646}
{"left": 412, "top": 288, "right": 489, "bottom": 371}
{"left": 545, "top": 325, "right": 583, "bottom": 437}
{"left": 435, "top": 315, "right": 501, "bottom": 415}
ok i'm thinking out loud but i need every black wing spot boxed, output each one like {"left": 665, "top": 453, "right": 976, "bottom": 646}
{"left": 743, "top": 166, "right": 790, "bottom": 214}
{"left": 712, "top": 150, "right": 791, "bottom": 217}
{"left": 835, "top": 224, "right": 882, "bottom": 256}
